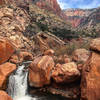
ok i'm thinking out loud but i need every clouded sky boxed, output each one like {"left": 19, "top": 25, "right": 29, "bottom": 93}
{"left": 57, "top": 0, "right": 100, "bottom": 9}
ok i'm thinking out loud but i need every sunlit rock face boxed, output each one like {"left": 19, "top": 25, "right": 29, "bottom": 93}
{"left": 35, "top": 0, "right": 61, "bottom": 16}
{"left": 29, "top": 55, "right": 55, "bottom": 87}
{"left": 35, "top": 0, "right": 67, "bottom": 19}
{"left": 81, "top": 38, "right": 100, "bottom": 100}
{"left": 52, "top": 62, "right": 80, "bottom": 83}
{"left": 0, "top": 62, "right": 16, "bottom": 90}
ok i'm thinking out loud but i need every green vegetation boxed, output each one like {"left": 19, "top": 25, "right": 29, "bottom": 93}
{"left": 24, "top": 4, "right": 78, "bottom": 39}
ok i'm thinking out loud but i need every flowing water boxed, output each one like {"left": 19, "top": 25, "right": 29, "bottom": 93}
{"left": 7, "top": 63, "right": 35, "bottom": 100}
{"left": 7, "top": 63, "right": 67, "bottom": 100}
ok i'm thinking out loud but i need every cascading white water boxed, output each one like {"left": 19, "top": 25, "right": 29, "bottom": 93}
{"left": 7, "top": 64, "right": 36, "bottom": 100}
{"left": 7, "top": 63, "right": 66, "bottom": 100}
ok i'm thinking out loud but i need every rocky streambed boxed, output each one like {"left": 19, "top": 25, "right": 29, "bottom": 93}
{"left": 0, "top": 2, "right": 100, "bottom": 100}
{"left": 0, "top": 37, "right": 100, "bottom": 100}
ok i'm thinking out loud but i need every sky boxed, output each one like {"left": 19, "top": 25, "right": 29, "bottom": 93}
{"left": 57, "top": 0, "right": 100, "bottom": 9}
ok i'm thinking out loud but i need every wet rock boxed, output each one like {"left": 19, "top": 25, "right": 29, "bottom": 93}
{"left": 29, "top": 55, "right": 54, "bottom": 87}
{"left": 90, "top": 38, "right": 100, "bottom": 52}
{"left": 0, "top": 37, "right": 15, "bottom": 65}
{"left": 72, "top": 49, "right": 90, "bottom": 63}
{"left": 81, "top": 52, "right": 100, "bottom": 100}
{"left": 47, "top": 84, "right": 80, "bottom": 100}
{"left": 0, "top": 90, "right": 12, "bottom": 100}
{"left": 52, "top": 62, "right": 80, "bottom": 83}
{"left": 0, "top": 62, "right": 16, "bottom": 89}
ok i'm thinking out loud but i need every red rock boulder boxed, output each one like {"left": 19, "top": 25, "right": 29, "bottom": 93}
{"left": 0, "top": 37, "right": 15, "bottom": 65}
{"left": 81, "top": 38, "right": 100, "bottom": 100}
{"left": 81, "top": 52, "right": 100, "bottom": 100}
{"left": 0, "top": 90, "right": 12, "bottom": 100}
{"left": 29, "top": 55, "right": 54, "bottom": 87}
{"left": 0, "top": 62, "right": 16, "bottom": 89}
{"left": 52, "top": 62, "right": 80, "bottom": 83}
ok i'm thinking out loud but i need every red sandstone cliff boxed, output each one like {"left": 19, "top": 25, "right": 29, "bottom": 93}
{"left": 35, "top": 0, "right": 67, "bottom": 19}
{"left": 64, "top": 9, "right": 92, "bottom": 27}
{"left": 36, "top": 0, "right": 62, "bottom": 16}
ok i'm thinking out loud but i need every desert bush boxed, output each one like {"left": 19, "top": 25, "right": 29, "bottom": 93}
{"left": 53, "top": 38, "right": 91, "bottom": 57}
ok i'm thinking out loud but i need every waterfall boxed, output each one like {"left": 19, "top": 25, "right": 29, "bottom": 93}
{"left": 7, "top": 63, "right": 36, "bottom": 100}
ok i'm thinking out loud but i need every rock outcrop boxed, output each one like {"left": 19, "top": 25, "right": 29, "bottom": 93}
{"left": 29, "top": 55, "right": 54, "bottom": 87}
{"left": 0, "top": 37, "right": 15, "bottom": 64}
{"left": 52, "top": 62, "right": 80, "bottom": 83}
{"left": 34, "top": 32, "right": 65, "bottom": 53}
{"left": 0, "top": 5, "right": 35, "bottom": 53}
{"left": 81, "top": 38, "right": 100, "bottom": 100}
{"left": 0, "top": 62, "right": 16, "bottom": 89}
{"left": 0, "top": 90, "right": 12, "bottom": 100}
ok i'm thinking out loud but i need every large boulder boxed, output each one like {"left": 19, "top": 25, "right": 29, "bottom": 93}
{"left": 90, "top": 38, "right": 100, "bottom": 51}
{"left": 81, "top": 52, "right": 100, "bottom": 100}
{"left": 72, "top": 49, "right": 90, "bottom": 63}
{"left": 81, "top": 38, "right": 100, "bottom": 100}
{"left": 52, "top": 62, "right": 80, "bottom": 83}
{"left": 0, "top": 90, "right": 12, "bottom": 100}
{"left": 0, "top": 37, "right": 15, "bottom": 64}
{"left": 0, "top": 62, "right": 16, "bottom": 89}
{"left": 29, "top": 55, "right": 54, "bottom": 87}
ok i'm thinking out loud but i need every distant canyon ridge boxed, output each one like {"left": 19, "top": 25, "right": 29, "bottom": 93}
{"left": 0, "top": 0, "right": 100, "bottom": 30}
